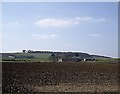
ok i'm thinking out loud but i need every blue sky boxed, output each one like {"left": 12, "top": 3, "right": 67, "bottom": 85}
{"left": 1, "top": 2, "right": 118, "bottom": 57}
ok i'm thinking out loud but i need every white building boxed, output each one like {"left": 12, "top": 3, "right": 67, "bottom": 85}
{"left": 58, "top": 58, "right": 63, "bottom": 62}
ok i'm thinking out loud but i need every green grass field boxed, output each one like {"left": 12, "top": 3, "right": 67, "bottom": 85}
{"left": 2, "top": 53, "right": 51, "bottom": 62}
{"left": 1, "top": 52, "right": 119, "bottom": 63}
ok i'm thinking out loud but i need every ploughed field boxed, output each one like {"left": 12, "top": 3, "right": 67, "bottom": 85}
{"left": 2, "top": 62, "right": 118, "bottom": 93}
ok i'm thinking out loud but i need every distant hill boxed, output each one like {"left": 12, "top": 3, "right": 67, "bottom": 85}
{"left": 1, "top": 50, "right": 111, "bottom": 62}
{"left": 91, "top": 55, "right": 111, "bottom": 59}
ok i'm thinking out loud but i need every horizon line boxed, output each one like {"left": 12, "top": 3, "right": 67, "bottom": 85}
{"left": 0, "top": 50, "right": 115, "bottom": 58}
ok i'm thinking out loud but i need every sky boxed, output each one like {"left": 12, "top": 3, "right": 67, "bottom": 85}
{"left": 1, "top": 0, "right": 120, "bottom": 2}
{"left": 1, "top": 2, "right": 118, "bottom": 58}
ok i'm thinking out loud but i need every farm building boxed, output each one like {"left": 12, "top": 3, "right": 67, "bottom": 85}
{"left": 61, "top": 57, "right": 82, "bottom": 62}
{"left": 58, "top": 58, "right": 63, "bottom": 62}
{"left": 83, "top": 58, "right": 96, "bottom": 61}
{"left": 8, "top": 55, "right": 15, "bottom": 58}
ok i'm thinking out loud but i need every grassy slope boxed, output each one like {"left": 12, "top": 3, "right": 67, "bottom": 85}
{"left": 1, "top": 52, "right": 119, "bottom": 63}
{"left": 2, "top": 53, "right": 51, "bottom": 62}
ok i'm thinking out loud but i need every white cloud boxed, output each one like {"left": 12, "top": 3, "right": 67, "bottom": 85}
{"left": 6, "top": 21, "right": 24, "bottom": 28}
{"left": 88, "top": 34, "right": 102, "bottom": 37}
{"left": 32, "top": 34, "right": 58, "bottom": 40}
{"left": 35, "top": 17, "right": 106, "bottom": 28}
{"left": 35, "top": 18, "right": 78, "bottom": 27}
{"left": 92, "top": 18, "right": 106, "bottom": 22}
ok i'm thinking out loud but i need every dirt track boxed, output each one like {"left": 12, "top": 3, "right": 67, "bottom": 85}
{"left": 2, "top": 62, "right": 118, "bottom": 93}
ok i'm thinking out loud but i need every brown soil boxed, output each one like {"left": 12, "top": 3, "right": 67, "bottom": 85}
{"left": 2, "top": 62, "right": 119, "bottom": 93}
